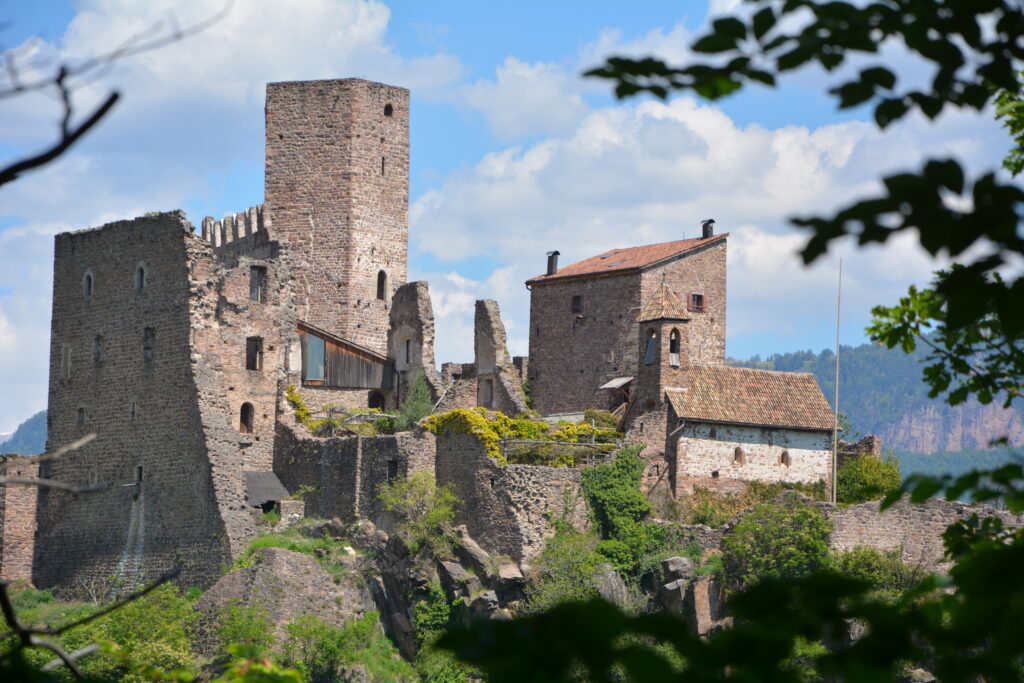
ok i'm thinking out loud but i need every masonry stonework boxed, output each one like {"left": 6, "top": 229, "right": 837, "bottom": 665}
{"left": 0, "top": 458, "right": 39, "bottom": 582}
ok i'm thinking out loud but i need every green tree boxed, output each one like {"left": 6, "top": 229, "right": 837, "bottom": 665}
{"left": 394, "top": 372, "right": 435, "bottom": 432}
{"left": 722, "top": 498, "right": 833, "bottom": 588}
{"left": 836, "top": 454, "right": 902, "bottom": 504}
{"left": 377, "top": 472, "right": 460, "bottom": 554}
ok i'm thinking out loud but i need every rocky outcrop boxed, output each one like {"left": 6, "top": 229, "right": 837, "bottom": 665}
{"left": 880, "top": 399, "right": 1024, "bottom": 453}
{"left": 193, "top": 547, "right": 374, "bottom": 654}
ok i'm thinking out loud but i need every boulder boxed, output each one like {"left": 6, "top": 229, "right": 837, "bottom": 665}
{"left": 299, "top": 517, "right": 348, "bottom": 541}
{"left": 658, "top": 579, "right": 687, "bottom": 617}
{"left": 594, "top": 563, "right": 630, "bottom": 608}
{"left": 453, "top": 525, "right": 492, "bottom": 577}
{"left": 438, "top": 560, "right": 482, "bottom": 598}
{"left": 661, "top": 556, "right": 696, "bottom": 583}
{"left": 193, "top": 547, "right": 373, "bottom": 654}
{"left": 471, "top": 590, "right": 499, "bottom": 615}
{"left": 496, "top": 562, "right": 524, "bottom": 586}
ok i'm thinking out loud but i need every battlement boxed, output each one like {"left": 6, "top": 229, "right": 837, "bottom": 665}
{"left": 200, "top": 205, "right": 269, "bottom": 248}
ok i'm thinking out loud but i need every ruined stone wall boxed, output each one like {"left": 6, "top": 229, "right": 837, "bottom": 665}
{"left": 40, "top": 213, "right": 231, "bottom": 591}
{"left": 436, "top": 363, "right": 477, "bottom": 412}
{"left": 528, "top": 271, "right": 643, "bottom": 415}
{"left": 389, "top": 282, "right": 443, "bottom": 405}
{"left": 638, "top": 241, "right": 726, "bottom": 366}
{"left": 0, "top": 459, "right": 38, "bottom": 582}
{"left": 623, "top": 404, "right": 673, "bottom": 494}
{"left": 819, "top": 497, "right": 1024, "bottom": 567}
{"left": 475, "top": 300, "right": 528, "bottom": 416}
{"left": 435, "top": 434, "right": 589, "bottom": 562}
{"left": 675, "top": 422, "right": 832, "bottom": 495}
{"left": 273, "top": 423, "right": 435, "bottom": 524}
{"left": 294, "top": 386, "right": 381, "bottom": 414}
{"left": 265, "top": 79, "right": 409, "bottom": 352}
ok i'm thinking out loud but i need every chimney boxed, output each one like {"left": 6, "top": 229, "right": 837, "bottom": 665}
{"left": 701, "top": 219, "right": 715, "bottom": 239}
{"left": 546, "top": 250, "right": 560, "bottom": 276}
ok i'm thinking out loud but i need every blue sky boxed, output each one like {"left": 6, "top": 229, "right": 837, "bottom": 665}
{"left": 0, "top": 0, "right": 1011, "bottom": 432}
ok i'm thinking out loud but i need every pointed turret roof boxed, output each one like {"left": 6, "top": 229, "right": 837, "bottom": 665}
{"left": 637, "top": 279, "right": 689, "bottom": 322}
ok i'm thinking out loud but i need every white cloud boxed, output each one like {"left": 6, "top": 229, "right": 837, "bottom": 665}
{"left": 411, "top": 95, "right": 1008, "bottom": 363}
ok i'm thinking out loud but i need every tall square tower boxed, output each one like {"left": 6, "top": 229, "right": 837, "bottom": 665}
{"left": 265, "top": 79, "right": 410, "bottom": 354}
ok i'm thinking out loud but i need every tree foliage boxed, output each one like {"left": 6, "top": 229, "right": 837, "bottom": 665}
{"left": 836, "top": 455, "right": 902, "bottom": 504}
{"left": 377, "top": 472, "right": 460, "bottom": 554}
{"left": 722, "top": 498, "right": 833, "bottom": 588}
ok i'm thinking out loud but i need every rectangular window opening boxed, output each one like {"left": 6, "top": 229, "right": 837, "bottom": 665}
{"left": 60, "top": 344, "right": 72, "bottom": 378}
{"left": 571, "top": 295, "right": 582, "bottom": 314}
{"left": 249, "top": 266, "right": 267, "bottom": 303}
{"left": 688, "top": 294, "right": 706, "bottom": 313}
{"left": 143, "top": 328, "right": 155, "bottom": 364}
{"left": 387, "top": 460, "right": 399, "bottom": 483}
{"left": 302, "top": 332, "right": 326, "bottom": 382}
{"left": 246, "top": 337, "right": 264, "bottom": 371}
{"left": 404, "top": 338, "right": 411, "bottom": 365}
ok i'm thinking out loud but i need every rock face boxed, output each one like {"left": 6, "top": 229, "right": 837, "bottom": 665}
{"left": 193, "top": 547, "right": 374, "bottom": 653}
{"left": 880, "top": 399, "right": 1024, "bottom": 453}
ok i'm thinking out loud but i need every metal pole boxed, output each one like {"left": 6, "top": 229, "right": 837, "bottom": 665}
{"left": 832, "top": 259, "right": 842, "bottom": 504}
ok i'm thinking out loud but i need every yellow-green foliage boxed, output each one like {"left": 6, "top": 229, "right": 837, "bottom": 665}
{"left": 285, "top": 384, "right": 312, "bottom": 423}
{"left": 424, "top": 408, "right": 619, "bottom": 466}
{"left": 285, "top": 385, "right": 381, "bottom": 437}
{"left": 583, "top": 409, "right": 620, "bottom": 430}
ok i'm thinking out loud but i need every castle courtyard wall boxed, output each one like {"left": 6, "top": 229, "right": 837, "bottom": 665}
{"left": 0, "top": 459, "right": 39, "bottom": 582}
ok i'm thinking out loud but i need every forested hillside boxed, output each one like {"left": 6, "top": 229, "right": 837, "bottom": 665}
{"left": 1, "top": 410, "right": 47, "bottom": 455}
{"left": 730, "top": 343, "right": 1024, "bottom": 453}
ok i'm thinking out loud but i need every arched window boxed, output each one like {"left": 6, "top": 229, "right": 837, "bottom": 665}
{"left": 368, "top": 392, "right": 385, "bottom": 410}
{"left": 376, "top": 270, "right": 387, "bottom": 300}
{"left": 734, "top": 446, "right": 745, "bottom": 464}
{"left": 780, "top": 450, "right": 791, "bottom": 467}
{"left": 669, "top": 329, "right": 681, "bottom": 367}
{"left": 83, "top": 271, "right": 94, "bottom": 299}
{"left": 643, "top": 330, "right": 657, "bottom": 365}
{"left": 134, "top": 263, "right": 147, "bottom": 291}
{"left": 240, "top": 403, "right": 254, "bottom": 433}
{"left": 384, "top": 103, "right": 394, "bottom": 117}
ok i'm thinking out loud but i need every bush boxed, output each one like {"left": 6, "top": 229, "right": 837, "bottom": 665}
{"left": 236, "top": 524, "right": 351, "bottom": 580}
{"left": 595, "top": 539, "right": 634, "bottom": 573}
{"left": 524, "top": 524, "right": 602, "bottom": 614}
{"left": 837, "top": 455, "right": 902, "bottom": 504}
{"left": 217, "top": 599, "right": 275, "bottom": 653}
{"left": 411, "top": 581, "right": 452, "bottom": 647}
{"left": 378, "top": 472, "right": 460, "bottom": 554}
{"left": 829, "top": 546, "right": 918, "bottom": 601}
{"left": 583, "top": 409, "right": 620, "bottom": 430}
{"left": 675, "top": 480, "right": 829, "bottom": 527}
{"left": 280, "top": 612, "right": 416, "bottom": 683}
{"left": 723, "top": 498, "right": 833, "bottom": 588}
{"left": 393, "top": 372, "right": 434, "bottom": 432}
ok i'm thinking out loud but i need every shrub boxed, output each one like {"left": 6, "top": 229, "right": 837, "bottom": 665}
{"left": 236, "top": 525, "right": 350, "bottom": 580}
{"left": 411, "top": 581, "right": 452, "bottom": 647}
{"left": 524, "top": 524, "right": 601, "bottom": 614}
{"left": 280, "top": 612, "right": 416, "bottom": 683}
{"left": 829, "top": 546, "right": 918, "bottom": 601}
{"left": 217, "top": 599, "right": 275, "bottom": 653}
{"left": 723, "top": 498, "right": 833, "bottom": 588}
{"left": 595, "top": 539, "right": 634, "bottom": 573}
{"left": 675, "top": 480, "right": 829, "bottom": 527}
{"left": 583, "top": 409, "right": 620, "bottom": 430}
{"left": 394, "top": 372, "right": 434, "bottom": 432}
{"left": 378, "top": 472, "right": 460, "bottom": 554}
{"left": 837, "top": 455, "right": 902, "bottom": 504}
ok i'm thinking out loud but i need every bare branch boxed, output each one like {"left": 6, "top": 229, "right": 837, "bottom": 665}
{"left": 0, "top": 433, "right": 96, "bottom": 471}
{"left": 29, "top": 636, "right": 84, "bottom": 678}
{"left": 0, "top": 91, "right": 118, "bottom": 187}
{"left": 41, "top": 643, "right": 100, "bottom": 672}
{"left": 0, "top": 476, "right": 106, "bottom": 494}
{"left": 46, "top": 566, "right": 180, "bottom": 636}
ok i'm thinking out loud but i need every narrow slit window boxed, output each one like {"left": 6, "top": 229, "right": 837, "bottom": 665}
{"left": 240, "top": 402, "right": 254, "bottom": 433}
{"left": 246, "top": 337, "right": 263, "bottom": 371}
{"left": 644, "top": 330, "right": 656, "bottom": 366}
{"left": 77, "top": 407, "right": 85, "bottom": 425}
{"left": 134, "top": 263, "right": 147, "bottom": 291}
{"left": 381, "top": 156, "right": 386, "bottom": 175}
{"left": 83, "top": 271, "right": 94, "bottom": 299}
{"left": 376, "top": 270, "right": 387, "bottom": 300}
{"left": 143, "top": 328, "right": 155, "bottom": 364}
{"left": 60, "top": 344, "right": 73, "bottom": 378}
{"left": 404, "top": 338, "right": 411, "bottom": 364}
{"left": 249, "top": 266, "right": 267, "bottom": 302}
{"left": 669, "top": 328, "right": 681, "bottom": 367}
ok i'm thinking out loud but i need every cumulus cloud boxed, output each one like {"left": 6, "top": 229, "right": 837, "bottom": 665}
{"left": 411, "top": 95, "right": 1008, "bottom": 365}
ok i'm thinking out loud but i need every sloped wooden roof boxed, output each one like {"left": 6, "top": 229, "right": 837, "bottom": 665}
{"left": 526, "top": 233, "right": 728, "bottom": 285}
{"left": 638, "top": 280, "right": 690, "bottom": 322}
{"left": 665, "top": 365, "right": 835, "bottom": 431}
{"left": 245, "top": 471, "right": 291, "bottom": 507}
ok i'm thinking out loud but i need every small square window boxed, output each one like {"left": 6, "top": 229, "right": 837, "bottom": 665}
{"left": 688, "top": 293, "right": 706, "bottom": 313}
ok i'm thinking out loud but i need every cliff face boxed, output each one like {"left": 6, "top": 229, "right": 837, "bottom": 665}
{"left": 880, "top": 399, "right": 1024, "bottom": 453}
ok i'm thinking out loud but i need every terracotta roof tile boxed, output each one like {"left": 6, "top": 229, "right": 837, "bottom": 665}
{"left": 665, "top": 364, "right": 835, "bottom": 431}
{"left": 638, "top": 280, "right": 689, "bottom": 322}
{"left": 526, "top": 233, "right": 728, "bottom": 284}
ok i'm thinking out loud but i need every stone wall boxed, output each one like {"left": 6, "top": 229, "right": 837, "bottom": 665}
{"left": 475, "top": 300, "right": 529, "bottom": 416}
{"left": 389, "top": 282, "right": 443, "bottom": 405}
{"left": 273, "top": 422, "right": 435, "bottom": 525}
{"left": 623, "top": 404, "right": 673, "bottom": 494}
{"left": 0, "top": 458, "right": 38, "bottom": 582}
{"left": 527, "top": 239, "right": 726, "bottom": 415}
{"left": 675, "top": 422, "right": 832, "bottom": 495}
{"left": 436, "top": 364, "right": 477, "bottom": 412}
{"left": 435, "top": 434, "right": 589, "bottom": 562}
{"left": 264, "top": 78, "right": 409, "bottom": 352}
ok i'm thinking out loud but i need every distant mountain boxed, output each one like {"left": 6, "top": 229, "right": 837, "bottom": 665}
{"left": 2, "top": 410, "right": 47, "bottom": 455}
{"left": 729, "top": 343, "right": 1024, "bottom": 453}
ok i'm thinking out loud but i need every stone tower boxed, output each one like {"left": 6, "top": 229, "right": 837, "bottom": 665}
{"left": 265, "top": 78, "right": 410, "bottom": 354}
{"left": 631, "top": 280, "right": 690, "bottom": 416}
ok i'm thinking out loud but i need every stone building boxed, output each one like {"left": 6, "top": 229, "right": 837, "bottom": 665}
{"left": 37, "top": 78, "right": 413, "bottom": 590}
{"left": 526, "top": 228, "right": 727, "bottom": 416}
